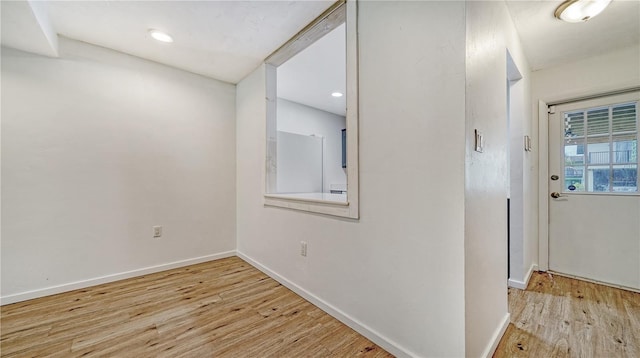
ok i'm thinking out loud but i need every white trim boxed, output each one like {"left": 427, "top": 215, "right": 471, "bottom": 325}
{"left": 0, "top": 251, "right": 236, "bottom": 305}
{"left": 264, "top": 195, "right": 353, "bottom": 218}
{"left": 508, "top": 264, "right": 539, "bottom": 289}
{"left": 344, "top": 0, "right": 359, "bottom": 219}
{"left": 264, "top": 193, "right": 348, "bottom": 206}
{"left": 545, "top": 85, "right": 640, "bottom": 106}
{"left": 481, "top": 313, "right": 511, "bottom": 358}
{"left": 236, "top": 251, "right": 417, "bottom": 358}
{"left": 538, "top": 100, "right": 550, "bottom": 271}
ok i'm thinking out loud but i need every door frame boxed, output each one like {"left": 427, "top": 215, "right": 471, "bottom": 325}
{"left": 538, "top": 100, "right": 549, "bottom": 271}
{"left": 537, "top": 85, "right": 640, "bottom": 272}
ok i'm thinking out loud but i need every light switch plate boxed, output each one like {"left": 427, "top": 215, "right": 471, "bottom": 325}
{"left": 524, "top": 135, "right": 532, "bottom": 151}
{"left": 475, "top": 129, "right": 484, "bottom": 153}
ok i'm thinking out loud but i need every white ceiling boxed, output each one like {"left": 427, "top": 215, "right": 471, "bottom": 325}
{"left": 1, "top": 0, "right": 638, "bottom": 102}
{"left": 506, "top": 0, "right": 640, "bottom": 71}
{"left": 278, "top": 23, "right": 346, "bottom": 116}
{"left": 1, "top": 1, "right": 334, "bottom": 84}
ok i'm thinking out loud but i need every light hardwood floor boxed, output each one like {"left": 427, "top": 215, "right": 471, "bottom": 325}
{"left": 494, "top": 271, "right": 640, "bottom": 358}
{"left": 1, "top": 257, "right": 393, "bottom": 357}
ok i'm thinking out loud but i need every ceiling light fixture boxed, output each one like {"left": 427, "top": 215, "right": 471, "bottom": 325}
{"left": 331, "top": 92, "right": 343, "bottom": 97}
{"left": 148, "top": 29, "right": 173, "bottom": 43}
{"left": 554, "top": 0, "right": 612, "bottom": 23}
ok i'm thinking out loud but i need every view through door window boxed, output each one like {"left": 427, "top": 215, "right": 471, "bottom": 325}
{"left": 563, "top": 101, "right": 638, "bottom": 193}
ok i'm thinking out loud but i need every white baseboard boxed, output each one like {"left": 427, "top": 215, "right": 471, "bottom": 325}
{"left": 236, "top": 251, "right": 417, "bottom": 358}
{"left": 508, "top": 264, "right": 538, "bottom": 290}
{"left": 0, "top": 250, "right": 236, "bottom": 305}
{"left": 481, "top": 312, "right": 510, "bottom": 358}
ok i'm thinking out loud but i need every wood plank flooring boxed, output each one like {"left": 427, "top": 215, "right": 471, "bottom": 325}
{"left": 494, "top": 271, "right": 640, "bottom": 358}
{"left": 1, "top": 257, "right": 393, "bottom": 357}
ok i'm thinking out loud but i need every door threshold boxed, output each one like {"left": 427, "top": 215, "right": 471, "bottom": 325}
{"left": 547, "top": 270, "right": 640, "bottom": 294}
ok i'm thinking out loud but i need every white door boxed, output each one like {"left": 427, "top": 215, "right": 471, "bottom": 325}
{"left": 548, "top": 91, "right": 640, "bottom": 290}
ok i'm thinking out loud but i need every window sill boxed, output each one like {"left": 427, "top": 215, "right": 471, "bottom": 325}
{"left": 264, "top": 193, "right": 357, "bottom": 218}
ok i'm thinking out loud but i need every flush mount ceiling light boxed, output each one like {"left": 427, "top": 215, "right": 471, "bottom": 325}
{"left": 331, "top": 92, "right": 343, "bottom": 97}
{"left": 554, "top": 0, "right": 612, "bottom": 23}
{"left": 148, "top": 29, "right": 173, "bottom": 43}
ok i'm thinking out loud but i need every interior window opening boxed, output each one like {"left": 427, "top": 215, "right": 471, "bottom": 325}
{"left": 274, "top": 23, "right": 346, "bottom": 202}
{"left": 263, "top": 0, "right": 359, "bottom": 219}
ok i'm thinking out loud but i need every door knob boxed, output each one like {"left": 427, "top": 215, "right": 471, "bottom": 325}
{"left": 550, "top": 192, "right": 562, "bottom": 198}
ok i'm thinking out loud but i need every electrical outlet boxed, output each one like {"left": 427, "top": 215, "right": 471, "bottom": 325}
{"left": 153, "top": 226, "right": 162, "bottom": 238}
{"left": 300, "top": 241, "right": 307, "bottom": 257}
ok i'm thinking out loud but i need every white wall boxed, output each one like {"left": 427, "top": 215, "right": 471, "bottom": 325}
{"left": 465, "top": 2, "right": 533, "bottom": 357}
{"left": 532, "top": 45, "right": 640, "bottom": 104}
{"left": 1, "top": 38, "right": 237, "bottom": 302}
{"left": 236, "top": 1, "right": 467, "bottom": 356}
{"left": 277, "top": 98, "right": 346, "bottom": 193}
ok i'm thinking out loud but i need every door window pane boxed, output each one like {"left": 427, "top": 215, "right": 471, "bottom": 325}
{"left": 612, "top": 134, "right": 637, "bottom": 164}
{"left": 612, "top": 165, "right": 637, "bottom": 192}
{"left": 587, "top": 165, "right": 610, "bottom": 192}
{"left": 586, "top": 139, "right": 609, "bottom": 164}
{"left": 587, "top": 107, "right": 609, "bottom": 136}
{"left": 564, "top": 165, "right": 585, "bottom": 192}
{"left": 564, "top": 141, "right": 585, "bottom": 165}
{"left": 564, "top": 111, "right": 585, "bottom": 138}
{"left": 612, "top": 103, "right": 636, "bottom": 133}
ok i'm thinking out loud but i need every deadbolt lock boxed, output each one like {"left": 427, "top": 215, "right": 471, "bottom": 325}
{"left": 550, "top": 175, "right": 559, "bottom": 181}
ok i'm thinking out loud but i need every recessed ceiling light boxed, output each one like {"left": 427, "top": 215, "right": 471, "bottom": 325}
{"left": 554, "top": 0, "right": 611, "bottom": 23}
{"left": 149, "top": 29, "right": 173, "bottom": 43}
{"left": 331, "top": 92, "right": 343, "bottom": 97}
